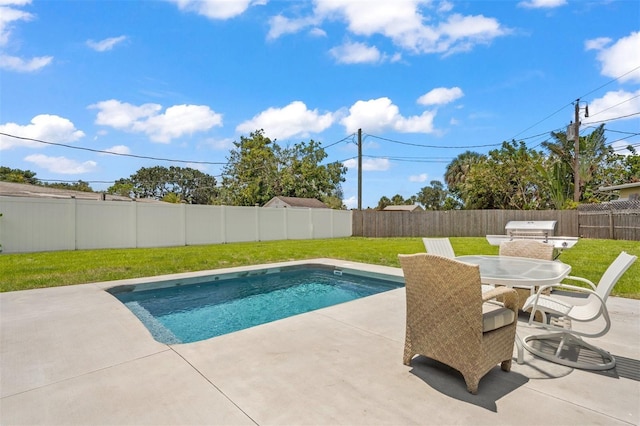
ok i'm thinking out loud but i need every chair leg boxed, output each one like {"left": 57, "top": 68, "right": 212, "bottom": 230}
{"left": 403, "top": 347, "right": 413, "bottom": 366}
{"left": 501, "top": 359, "right": 512, "bottom": 372}
{"left": 523, "top": 332, "right": 616, "bottom": 370}
{"left": 464, "top": 376, "right": 480, "bottom": 395}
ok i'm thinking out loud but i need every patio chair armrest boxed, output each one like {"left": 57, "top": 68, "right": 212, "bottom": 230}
{"left": 482, "top": 286, "right": 518, "bottom": 312}
{"left": 561, "top": 275, "right": 597, "bottom": 291}
{"left": 535, "top": 282, "right": 598, "bottom": 297}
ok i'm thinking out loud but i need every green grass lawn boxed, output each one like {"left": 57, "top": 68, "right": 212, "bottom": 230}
{"left": 1, "top": 237, "right": 638, "bottom": 298}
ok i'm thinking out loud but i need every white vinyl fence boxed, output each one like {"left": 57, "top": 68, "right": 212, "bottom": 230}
{"left": 0, "top": 197, "right": 352, "bottom": 253}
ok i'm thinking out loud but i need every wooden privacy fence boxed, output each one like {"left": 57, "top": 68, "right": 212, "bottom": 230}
{"left": 577, "top": 201, "right": 640, "bottom": 241}
{"left": 352, "top": 210, "right": 579, "bottom": 238}
{"left": 352, "top": 206, "right": 639, "bottom": 241}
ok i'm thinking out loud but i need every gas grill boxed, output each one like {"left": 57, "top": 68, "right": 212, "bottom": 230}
{"left": 486, "top": 220, "right": 578, "bottom": 250}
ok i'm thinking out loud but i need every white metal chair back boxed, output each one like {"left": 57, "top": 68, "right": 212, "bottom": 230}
{"left": 422, "top": 238, "right": 455, "bottom": 258}
{"left": 522, "top": 251, "right": 636, "bottom": 370}
{"left": 594, "top": 251, "right": 637, "bottom": 302}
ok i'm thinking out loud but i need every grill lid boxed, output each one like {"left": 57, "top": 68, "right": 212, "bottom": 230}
{"left": 504, "top": 221, "right": 557, "bottom": 232}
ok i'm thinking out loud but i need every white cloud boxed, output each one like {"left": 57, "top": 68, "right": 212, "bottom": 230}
{"left": 269, "top": 0, "right": 509, "bottom": 56}
{"left": 582, "top": 89, "right": 640, "bottom": 125}
{"left": 100, "top": 145, "right": 131, "bottom": 155}
{"left": 417, "top": 87, "right": 464, "bottom": 106}
{"left": 587, "top": 31, "right": 640, "bottom": 84}
{"left": 329, "top": 41, "right": 381, "bottom": 64}
{"left": 0, "top": 54, "right": 52, "bottom": 72}
{"left": 584, "top": 37, "right": 611, "bottom": 51}
{"left": 89, "top": 99, "right": 223, "bottom": 143}
{"left": 611, "top": 140, "right": 636, "bottom": 156}
{"left": 517, "top": 0, "right": 566, "bottom": 8}
{"left": 0, "top": 1, "right": 53, "bottom": 72}
{"left": 169, "top": 0, "right": 261, "bottom": 20}
{"left": 394, "top": 111, "right": 436, "bottom": 133}
{"left": 0, "top": 114, "right": 85, "bottom": 150}
{"left": 309, "top": 27, "right": 327, "bottom": 37}
{"left": 437, "top": 1, "right": 454, "bottom": 13}
{"left": 86, "top": 35, "right": 127, "bottom": 52}
{"left": 343, "top": 195, "right": 357, "bottom": 209}
{"left": 344, "top": 157, "right": 390, "bottom": 172}
{"left": 0, "top": 2, "right": 33, "bottom": 46}
{"left": 24, "top": 154, "right": 97, "bottom": 174}
{"left": 236, "top": 101, "right": 334, "bottom": 139}
{"left": 409, "top": 173, "right": 428, "bottom": 183}
{"left": 340, "top": 97, "right": 436, "bottom": 134}
{"left": 437, "top": 14, "right": 504, "bottom": 48}
{"left": 268, "top": 14, "right": 320, "bottom": 40}
{"left": 200, "top": 136, "right": 235, "bottom": 150}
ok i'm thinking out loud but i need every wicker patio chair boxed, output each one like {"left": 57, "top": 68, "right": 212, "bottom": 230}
{"left": 399, "top": 253, "right": 519, "bottom": 394}
{"left": 498, "top": 239, "right": 555, "bottom": 312}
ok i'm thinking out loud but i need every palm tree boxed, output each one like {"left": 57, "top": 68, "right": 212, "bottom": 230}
{"left": 444, "top": 151, "right": 485, "bottom": 201}
{"left": 542, "top": 124, "right": 609, "bottom": 202}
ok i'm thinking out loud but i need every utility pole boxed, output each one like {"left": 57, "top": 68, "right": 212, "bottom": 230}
{"left": 573, "top": 99, "right": 580, "bottom": 202}
{"left": 357, "top": 128, "right": 362, "bottom": 211}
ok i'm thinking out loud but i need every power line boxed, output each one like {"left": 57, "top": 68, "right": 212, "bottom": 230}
{"left": 508, "top": 65, "right": 640, "bottom": 141}
{"left": 578, "top": 65, "right": 640, "bottom": 100}
{"left": 365, "top": 134, "right": 503, "bottom": 149}
{"left": 584, "top": 111, "right": 640, "bottom": 124}
{"left": 0, "top": 132, "right": 227, "bottom": 165}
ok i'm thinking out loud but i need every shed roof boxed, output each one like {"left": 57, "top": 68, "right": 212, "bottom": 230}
{"left": 264, "top": 196, "right": 329, "bottom": 209}
{"left": 598, "top": 182, "right": 640, "bottom": 191}
{"left": 382, "top": 205, "right": 424, "bottom": 212}
{"left": 0, "top": 181, "right": 136, "bottom": 201}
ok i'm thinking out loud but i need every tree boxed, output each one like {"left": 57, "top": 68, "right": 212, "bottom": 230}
{"left": 44, "top": 180, "right": 93, "bottom": 192}
{"left": 444, "top": 151, "right": 485, "bottom": 199}
{"left": 277, "top": 139, "right": 347, "bottom": 203}
{"left": 591, "top": 146, "right": 640, "bottom": 201}
{"left": 219, "top": 130, "right": 347, "bottom": 207}
{"left": 416, "top": 180, "right": 448, "bottom": 210}
{"left": 0, "top": 167, "right": 39, "bottom": 184}
{"left": 376, "top": 196, "right": 392, "bottom": 210}
{"left": 461, "top": 141, "right": 549, "bottom": 209}
{"left": 219, "top": 130, "right": 280, "bottom": 206}
{"left": 108, "top": 166, "right": 217, "bottom": 204}
{"left": 542, "top": 124, "right": 610, "bottom": 203}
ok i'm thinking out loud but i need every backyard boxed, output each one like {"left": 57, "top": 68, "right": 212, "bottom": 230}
{"left": 1, "top": 237, "right": 638, "bottom": 297}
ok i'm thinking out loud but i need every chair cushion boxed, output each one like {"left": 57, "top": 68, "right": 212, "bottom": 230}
{"left": 482, "top": 303, "right": 516, "bottom": 332}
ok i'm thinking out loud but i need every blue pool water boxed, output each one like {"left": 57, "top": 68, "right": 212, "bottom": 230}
{"left": 109, "top": 266, "right": 402, "bottom": 344}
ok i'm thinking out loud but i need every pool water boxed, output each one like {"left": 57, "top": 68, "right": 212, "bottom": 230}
{"left": 109, "top": 267, "right": 402, "bottom": 344}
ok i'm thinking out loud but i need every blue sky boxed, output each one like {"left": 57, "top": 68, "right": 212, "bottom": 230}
{"left": 1, "top": 0, "right": 639, "bottom": 209}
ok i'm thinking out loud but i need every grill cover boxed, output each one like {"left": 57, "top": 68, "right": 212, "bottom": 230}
{"left": 505, "top": 221, "right": 557, "bottom": 236}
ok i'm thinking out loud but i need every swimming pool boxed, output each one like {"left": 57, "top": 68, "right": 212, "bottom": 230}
{"left": 106, "top": 261, "right": 404, "bottom": 344}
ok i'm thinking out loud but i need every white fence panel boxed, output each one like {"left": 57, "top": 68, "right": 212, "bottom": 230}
{"left": 136, "top": 203, "right": 186, "bottom": 248}
{"left": 286, "top": 209, "right": 312, "bottom": 239}
{"left": 258, "top": 208, "right": 287, "bottom": 241}
{"left": 224, "top": 206, "right": 259, "bottom": 243}
{"left": 332, "top": 210, "right": 352, "bottom": 237}
{"left": 0, "top": 197, "right": 353, "bottom": 253}
{"left": 76, "top": 200, "right": 136, "bottom": 250}
{"left": 185, "top": 205, "right": 224, "bottom": 245}
{"left": 311, "top": 209, "right": 336, "bottom": 238}
{"left": 0, "top": 197, "right": 75, "bottom": 253}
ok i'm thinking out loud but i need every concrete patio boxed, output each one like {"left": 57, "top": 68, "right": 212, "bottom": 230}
{"left": 1, "top": 259, "right": 639, "bottom": 425}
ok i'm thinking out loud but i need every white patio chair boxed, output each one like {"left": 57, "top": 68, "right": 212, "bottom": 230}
{"left": 422, "top": 238, "right": 455, "bottom": 258}
{"left": 522, "top": 251, "right": 637, "bottom": 370}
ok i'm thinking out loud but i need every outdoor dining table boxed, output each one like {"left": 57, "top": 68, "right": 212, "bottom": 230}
{"left": 455, "top": 255, "right": 572, "bottom": 364}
